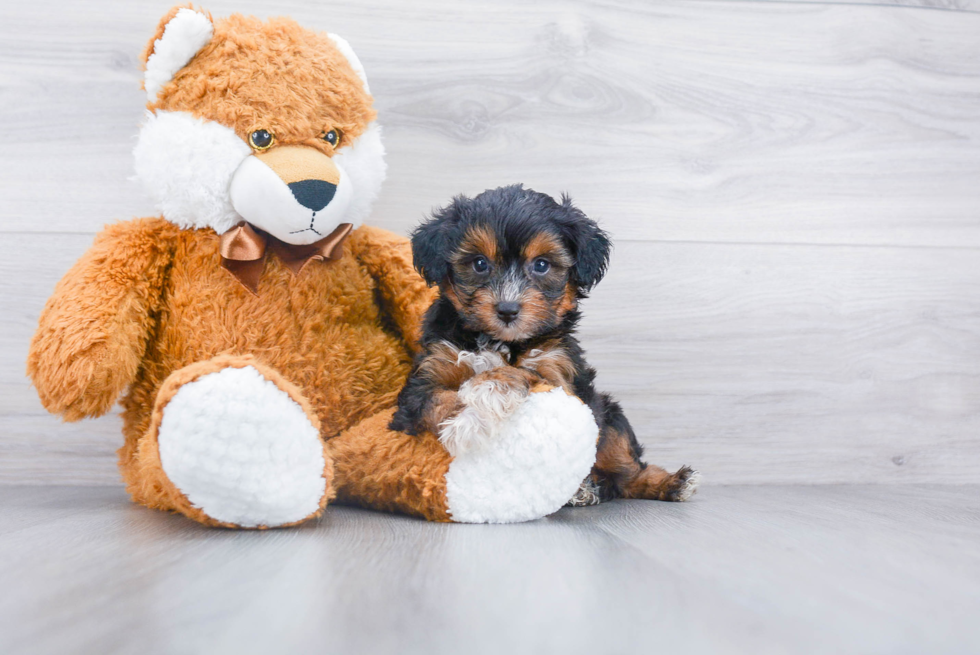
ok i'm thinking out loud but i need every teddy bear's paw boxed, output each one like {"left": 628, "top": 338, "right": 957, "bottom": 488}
{"left": 445, "top": 387, "right": 599, "bottom": 523}
{"left": 157, "top": 365, "right": 328, "bottom": 528}
{"left": 438, "top": 372, "right": 530, "bottom": 456}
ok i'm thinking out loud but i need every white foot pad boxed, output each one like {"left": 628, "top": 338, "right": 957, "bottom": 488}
{"left": 445, "top": 387, "right": 598, "bottom": 524}
{"left": 158, "top": 366, "right": 327, "bottom": 527}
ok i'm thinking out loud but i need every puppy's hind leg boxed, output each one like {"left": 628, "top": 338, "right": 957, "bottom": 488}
{"left": 592, "top": 394, "right": 700, "bottom": 502}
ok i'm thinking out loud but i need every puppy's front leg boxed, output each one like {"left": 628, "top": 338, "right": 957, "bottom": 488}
{"left": 440, "top": 365, "right": 540, "bottom": 456}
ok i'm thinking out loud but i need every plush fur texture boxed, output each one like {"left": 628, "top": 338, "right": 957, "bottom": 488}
{"left": 134, "top": 9, "right": 386, "bottom": 241}
{"left": 133, "top": 109, "right": 252, "bottom": 234}
{"left": 329, "top": 408, "right": 453, "bottom": 522}
{"left": 134, "top": 354, "right": 334, "bottom": 529}
{"left": 228, "top": 148, "right": 356, "bottom": 244}
{"left": 157, "top": 364, "right": 328, "bottom": 528}
{"left": 146, "top": 12, "right": 375, "bottom": 152}
{"left": 444, "top": 386, "right": 597, "bottom": 523}
{"left": 143, "top": 7, "right": 214, "bottom": 102}
{"left": 27, "top": 7, "right": 619, "bottom": 528}
{"left": 393, "top": 185, "right": 700, "bottom": 505}
{"left": 26, "top": 217, "right": 439, "bottom": 525}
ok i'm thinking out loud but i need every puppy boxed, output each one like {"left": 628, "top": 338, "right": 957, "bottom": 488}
{"left": 390, "top": 184, "right": 700, "bottom": 504}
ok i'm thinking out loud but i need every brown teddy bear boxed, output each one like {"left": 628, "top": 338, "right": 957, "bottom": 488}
{"left": 26, "top": 6, "right": 599, "bottom": 528}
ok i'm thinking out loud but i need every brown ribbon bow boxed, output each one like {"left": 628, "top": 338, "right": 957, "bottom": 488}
{"left": 219, "top": 221, "right": 353, "bottom": 294}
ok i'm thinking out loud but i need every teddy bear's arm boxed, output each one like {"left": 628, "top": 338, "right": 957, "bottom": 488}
{"left": 27, "top": 218, "right": 177, "bottom": 421}
{"left": 349, "top": 225, "right": 439, "bottom": 355}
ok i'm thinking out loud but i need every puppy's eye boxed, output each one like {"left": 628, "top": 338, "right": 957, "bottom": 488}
{"left": 321, "top": 129, "right": 342, "bottom": 148}
{"left": 249, "top": 129, "right": 274, "bottom": 150}
{"left": 532, "top": 258, "right": 551, "bottom": 274}
{"left": 472, "top": 257, "right": 489, "bottom": 274}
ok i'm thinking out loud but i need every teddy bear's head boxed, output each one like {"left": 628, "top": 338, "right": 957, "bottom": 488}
{"left": 133, "top": 6, "right": 385, "bottom": 245}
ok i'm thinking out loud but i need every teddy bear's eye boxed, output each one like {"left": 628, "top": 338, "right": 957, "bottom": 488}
{"left": 321, "top": 129, "right": 342, "bottom": 148}
{"left": 249, "top": 129, "right": 274, "bottom": 150}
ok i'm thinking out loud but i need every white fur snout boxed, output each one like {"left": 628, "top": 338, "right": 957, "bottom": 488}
{"left": 229, "top": 156, "right": 354, "bottom": 246}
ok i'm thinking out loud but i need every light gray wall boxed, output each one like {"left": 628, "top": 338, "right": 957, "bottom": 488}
{"left": 2, "top": 0, "right": 978, "bottom": 485}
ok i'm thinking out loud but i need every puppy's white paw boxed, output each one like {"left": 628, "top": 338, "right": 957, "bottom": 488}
{"left": 566, "top": 477, "right": 602, "bottom": 507}
{"left": 438, "top": 376, "right": 528, "bottom": 456}
{"left": 456, "top": 349, "right": 506, "bottom": 374}
{"left": 674, "top": 469, "right": 702, "bottom": 501}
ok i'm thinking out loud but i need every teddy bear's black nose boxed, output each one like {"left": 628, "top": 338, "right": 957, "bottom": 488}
{"left": 288, "top": 179, "right": 337, "bottom": 212}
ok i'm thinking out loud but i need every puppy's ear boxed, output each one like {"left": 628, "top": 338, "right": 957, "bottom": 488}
{"left": 411, "top": 198, "right": 464, "bottom": 285}
{"left": 557, "top": 194, "right": 611, "bottom": 292}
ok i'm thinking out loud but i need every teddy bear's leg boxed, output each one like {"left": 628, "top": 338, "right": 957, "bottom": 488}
{"left": 329, "top": 409, "right": 455, "bottom": 522}
{"left": 128, "top": 355, "right": 333, "bottom": 528}
{"left": 330, "top": 386, "right": 599, "bottom": 524}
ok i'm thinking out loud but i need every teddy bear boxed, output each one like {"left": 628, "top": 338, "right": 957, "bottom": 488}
{"left": 26, "top": 6, "right": 599, "bottom": 528}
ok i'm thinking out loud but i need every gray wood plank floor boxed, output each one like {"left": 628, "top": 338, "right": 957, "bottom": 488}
{"left": 1, "top": 0, "right": 979, "bottom": 485}
{"left": 1, "top": 485, "right": 977, "bottom": 655}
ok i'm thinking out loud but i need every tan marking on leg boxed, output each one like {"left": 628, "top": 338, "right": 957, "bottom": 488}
{"left": 470, "top": 365, "right": 539, "bottom": 392}
{"left": 417, "top": 341, "right": 469, "bottom": 389}
{"left": 517, "top": 339, "right": 576, "bottom": 389}
{"left": 419, "top": 388, "right": 465, "bottom": 435}
{"left": 595, "top": 429, "right": 699, "bottom": 501}
{"left": 625, "top": 465, "right": 701, "bottom": 502}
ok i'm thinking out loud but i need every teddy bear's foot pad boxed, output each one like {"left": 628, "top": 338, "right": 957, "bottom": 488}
{"left": 445, "top": 387, "right": 598, "bottom": 524}
{"left": 157, "top": 365, "right": 327, "bottom": 527}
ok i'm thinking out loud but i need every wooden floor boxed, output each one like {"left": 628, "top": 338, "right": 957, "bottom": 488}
{"left": 0, "top": 484, "right": 976, "bottom": 655}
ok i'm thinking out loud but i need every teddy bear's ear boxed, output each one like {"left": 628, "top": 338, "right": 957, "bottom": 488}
{"left": 141, "top": 6, "right": 214, "bottom": 103}
{"left": 327, "top": 34, "right": 371, "bottom": 94}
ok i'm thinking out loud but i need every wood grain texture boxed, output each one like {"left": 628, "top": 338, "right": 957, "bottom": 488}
{"left": 0, "top": 0, "right": 978, "bottom": 246}
{"left": 0, "top": 485, "right": 978, "bottom": 654}
{"left": 1, "top": 0, "right": 979, "bottom": 484}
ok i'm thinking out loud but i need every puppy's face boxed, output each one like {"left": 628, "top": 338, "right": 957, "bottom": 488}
{"left": 412, "top": 185, "right": 611, "bottom": 342}
{"left": 446, "top": 225, "right": 577, "bottom": 341}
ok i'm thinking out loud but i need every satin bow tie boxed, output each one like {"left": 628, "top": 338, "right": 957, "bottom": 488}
{"left": 219, "top": 221, "right": 353, "bottom": 294}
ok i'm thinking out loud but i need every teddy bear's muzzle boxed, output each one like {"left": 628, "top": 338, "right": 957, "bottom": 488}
{"left": 229, "top": 144, "right": 353, "bottom": 246}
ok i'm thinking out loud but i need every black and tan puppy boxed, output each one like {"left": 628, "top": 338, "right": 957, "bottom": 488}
{"left": 390, "top": 184, "right": 700, "bottom": 504}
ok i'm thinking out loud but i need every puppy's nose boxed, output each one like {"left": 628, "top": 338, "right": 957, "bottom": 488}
{"left": 287, "top": 179, "right": 337, "bottom": 212}
{"left": 496, "top": 301, "right": 521, "bottom": 324}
